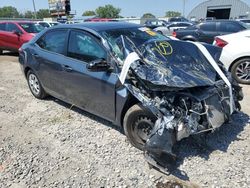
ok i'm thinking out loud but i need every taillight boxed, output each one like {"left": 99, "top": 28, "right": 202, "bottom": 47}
{"left": 172, "top": 31, "right": 177, "bottom": 38}
{"left": 215, "top": 37, "right": 228, "bottom": 48}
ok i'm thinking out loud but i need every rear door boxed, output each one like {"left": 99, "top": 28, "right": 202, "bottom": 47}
{"left": 197, "top": 22, "right": 218, "bottom": 44}
{"left": 33, "top": 29, "right": 69, "bottom": 100}
{"left": 62, "top": 29, "right": 117, "bottom": 121}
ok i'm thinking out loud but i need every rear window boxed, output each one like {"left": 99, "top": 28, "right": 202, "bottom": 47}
{"left": 18, "top": 23, "right": 44, "bottom": 33}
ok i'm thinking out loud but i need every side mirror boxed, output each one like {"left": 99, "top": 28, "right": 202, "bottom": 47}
{"left": 13, "top": 30, "right": 22, "bottom": 36}
{"left": 87, "top": 59, "right": 111, "bottom": 72}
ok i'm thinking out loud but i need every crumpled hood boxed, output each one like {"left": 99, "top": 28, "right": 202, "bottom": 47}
{"left": 132, "top": 39, "right": 222, "bottom": 89}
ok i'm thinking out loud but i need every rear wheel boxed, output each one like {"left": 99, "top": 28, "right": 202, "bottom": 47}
{"left": 231, "top": 58, "right": 250, "bottom": 84}
{"left": 0, "top": 49, "right": 2, "bottom": 55}
{"left": 157, "top": 30, "right": 163, "bottom": 35}
{"left": 123, "top": 104, "right": 157, "bottom": 150}
{"left": 27, "top": 70, "right": 47, "bottom": 99}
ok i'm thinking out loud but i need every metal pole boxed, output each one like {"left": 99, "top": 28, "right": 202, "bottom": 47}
{"left": 183, "top": 0, "right": 186, "bottom": 17}
{"left": 32, "top": 0, "right": 37, "bottom": 19}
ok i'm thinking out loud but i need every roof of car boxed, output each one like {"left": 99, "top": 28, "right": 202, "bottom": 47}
{"left": 203, "top": 20, "right": 241, "bottom": 23}
{"left": 54, "top": 22, "right": 141, "bottom": 32}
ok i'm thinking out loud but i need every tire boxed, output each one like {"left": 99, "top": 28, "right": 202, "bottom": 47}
{"left": 123, "top": 104, "right": 157, "bottom": 150}
{"left": 231, "top": 58, "right": 250, "bottom": 84}
{"left": 157, "top": 30, "right": 163, "bottom": 35}
{"left": 0, "top": 49, "right": 2, "bottom": 55}
{"left": 27, "top": 70, "right": 47, "bottom": 99}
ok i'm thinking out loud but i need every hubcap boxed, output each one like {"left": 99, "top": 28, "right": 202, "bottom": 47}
{"left": 28, "top": 74, "right": 40, "bottom": 95}
{"left": 236, "top": 61, "right": 250, "bottom": 82}
{"left": 133, "top": 116, "right": 155, "bottom": 145}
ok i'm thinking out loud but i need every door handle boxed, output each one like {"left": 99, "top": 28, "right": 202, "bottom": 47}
{"left": 62, "top": 65, "right": 73, "bottom": 72}
{"left": 32, "top": 53, "right": 39, "bottom": 58}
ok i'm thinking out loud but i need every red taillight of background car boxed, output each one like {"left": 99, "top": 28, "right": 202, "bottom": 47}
{"left": 172, "top": 31, "right": 177, "bottom": 38}
{"left": 215, "top": 37, "right": 228, "bottom": 48}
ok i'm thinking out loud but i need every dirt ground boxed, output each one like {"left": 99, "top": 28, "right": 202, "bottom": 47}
{"left": 0, "top": 53, "right": 249, "bottom": 188}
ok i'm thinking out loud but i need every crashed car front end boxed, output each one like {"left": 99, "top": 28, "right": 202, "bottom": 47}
{"left": 102, "top": 30, "right": 243, "bottom": 171}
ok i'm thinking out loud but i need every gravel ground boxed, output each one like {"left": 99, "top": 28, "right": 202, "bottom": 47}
{"left": 0, "top": 53, "right": 249, "bottom": 188}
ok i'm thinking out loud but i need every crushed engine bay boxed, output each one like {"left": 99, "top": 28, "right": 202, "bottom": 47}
{"left": 114, "top": 36, "right": 243, "bottom": 172}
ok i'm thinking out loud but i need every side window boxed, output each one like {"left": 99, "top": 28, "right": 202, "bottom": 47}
{"left": 39, "top": 22, "right": 50, "bottom": 28}
{"left": 220, "top": 22, "right": 242, "bottom": 32}
{"left": 200, "top": 22, "right": 216, "bottom": 31}
{"left": 67, "top": 30, "right": 106, "bottom": 62}
{"left": 6, "top": 23, "right": 22, "bottom": 33}
{"left": 0, "top": 23, "right": 6, "bottom": 31}
{"left": 179, "top": 23, "right": 191, "bottom": 27}
{"left": 36, "top": 30, "right": 67, "bottom": 54}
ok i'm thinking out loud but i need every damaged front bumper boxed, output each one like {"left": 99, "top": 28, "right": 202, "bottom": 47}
{"left": 116, "top": 37, "right": 243, "bottom": 172}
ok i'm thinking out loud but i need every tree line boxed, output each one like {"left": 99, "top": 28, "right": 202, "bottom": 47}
{"left": 0, "top": 6, "right": 50, "bottom": 19}
{"left": 82, "top": 4, "right": 181, "bottom": 18}
{"left": 0, "top": 5, "right": 181, "bottom": 19}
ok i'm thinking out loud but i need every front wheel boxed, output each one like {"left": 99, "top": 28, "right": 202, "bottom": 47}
{"left": 231, "top": 58, "right": 250, "bottom": 84}
{"left": 27, "top": 70, "right": 47, "bottom": 99}
{"left": 123, "top": 104, "right": 157, "bottom": 150}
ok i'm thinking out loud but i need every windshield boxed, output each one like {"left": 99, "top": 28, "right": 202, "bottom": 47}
{"left": 101, "top": 27, "right": 167, "bottom": 60}
{"left": 18, "top": 23, "right": 44, "bottom": 33}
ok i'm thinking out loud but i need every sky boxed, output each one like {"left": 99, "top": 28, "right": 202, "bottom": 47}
{"left": 0, "top": 0, "right": 250, "bottom": 17}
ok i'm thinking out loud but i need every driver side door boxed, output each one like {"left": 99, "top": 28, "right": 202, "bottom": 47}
{"left": 62, "top": 30, "right": 118, "bottom": 121}
{"left": 5, "top": 23, "right": 24, "bottom": 50}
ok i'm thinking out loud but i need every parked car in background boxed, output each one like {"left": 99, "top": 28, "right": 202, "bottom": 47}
{"left": 173, "top": 20, "right": 247, "bottom": 44}
{"left": 144, "top": 19, "right": 169, "bottom": 28}
{"left": 37, "top": 21, "right": 60, "bottom": 28}
{"left": 84, "top": 18, "right": 118, "bottom": 22}
{"left": 0, "top": 21, "right": 44, "bottom": 54}
{"left": 168, "top": 16, "right": 189, "bottom": 22}
{"left": 165, "top": 22, "right": 193, "bottom": 32}
{"left": 19, "top": 22, "right": 243, "bottom": 170}
{"left": 65, "top": 21, "right": 80, "bottom": 24}
{"left": 144, "top": 19, "right": 171, "bottom": 35}
{"left": 214, "top": 30, "right": 250, "bottom": 84}
{"left": 236, "top": 19, "right": 250, "bottom": 26}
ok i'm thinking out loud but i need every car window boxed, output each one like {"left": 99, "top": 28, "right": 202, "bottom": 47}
{"left": 6, "top": 23, "right": 22, "bottom": 33}
{"left": 50, "top": 22, "right": 59, "bottom": 26}
{"left": 36, "top": 30, "right": 67, "bottom": 54}
{"left": 199, "top": 22, "right": 216, "bottom": 31}
{"left": 67, "top": 30, "right": 106, "bottom": 63}
{"left": 219, "top": 22, "right": 243, "bottom": 32}
{"left": 179, "top": 23, "right": 191, "bottom": 27}
{"left": 0, "top": 23, "right": 6, "bottom": 31}
{"left": 18, "top": 23, "right": 44, "bottom": 33}
{"left": 39, "top": 22, "right": 50, "bottom": 28}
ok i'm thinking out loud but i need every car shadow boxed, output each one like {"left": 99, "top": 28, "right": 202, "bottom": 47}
{"left": 166, "top": 111, "right": 249, "bottom": 181}
{"left": 44, "top": 96, "right": 124, "bottom": 134}
{"left": 43, "top": 96, "right": 249, "bottom": 181}
{"left": 1, "top": 51, "right": 19, "bottom": 56}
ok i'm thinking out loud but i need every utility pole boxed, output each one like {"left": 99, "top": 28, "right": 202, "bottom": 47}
{"left": 32, "top": 0, "right": 37, "bottom": 19}
{"left": 182, "top": 0, "right": 186, "bottom": 17}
